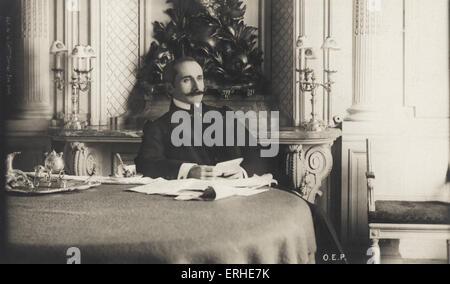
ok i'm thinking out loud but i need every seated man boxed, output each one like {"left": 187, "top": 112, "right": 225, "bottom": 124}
{"left": 135, "top": 57, "right": 272, "bottom": 180}
{"left": 135, "top": 57, "right": 345, "bottom": 262}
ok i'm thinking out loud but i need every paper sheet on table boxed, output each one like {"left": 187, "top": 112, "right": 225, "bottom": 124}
{"left": 128, "top": 174, "right": 277, "bottom": 201}
{"left": 79, "top": 176, "right": 162, "bottom": 185}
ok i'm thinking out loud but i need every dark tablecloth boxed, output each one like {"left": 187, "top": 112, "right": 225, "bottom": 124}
{"left": 5, "top": 186, "right": 317, "bottom": 264}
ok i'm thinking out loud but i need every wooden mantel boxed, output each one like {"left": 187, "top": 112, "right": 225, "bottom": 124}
{"left": 50, "top": 126, "right": 341, "bottom": 204}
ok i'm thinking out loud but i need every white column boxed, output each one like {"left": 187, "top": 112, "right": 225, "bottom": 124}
{"left": 15, "top": 0, "right": 52, "bottom": 120}
{"left": 347, "top": 0, "right": 406, "bottom": 122}
{"left": 346, "top": 0, "right": 382, "bottom": 121}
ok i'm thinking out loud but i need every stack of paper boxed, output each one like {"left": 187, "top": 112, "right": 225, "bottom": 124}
{"left": 128, "top": 174, "right": 277, "bottom": 201}
{"left": 70, "top": 175, "right": 160, "bottom": 185}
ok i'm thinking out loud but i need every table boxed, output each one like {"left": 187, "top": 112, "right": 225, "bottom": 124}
{"left": 5, "top": 185, "right": 317, "bottom": 264}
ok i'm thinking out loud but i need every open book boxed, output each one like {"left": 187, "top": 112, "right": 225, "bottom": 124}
{"left": 127, "top": 174, "right": 277, "bottom": 201}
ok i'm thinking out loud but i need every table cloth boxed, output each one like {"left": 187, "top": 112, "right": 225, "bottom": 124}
{"left": 5, "top": 185, "right": 317, "bottom": 264}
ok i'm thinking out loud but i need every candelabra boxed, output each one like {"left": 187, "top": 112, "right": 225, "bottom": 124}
{"left": 50, "top": 41, "right": 68, "bottom": 91}
{"left": 50, "top": 42, "right": 96, "bottom": 130}
{"left": 66, "top": 45, "right": 96, "bottom": 130}
{"left": 296, "top": 36, "right": 339, "bottom": 132}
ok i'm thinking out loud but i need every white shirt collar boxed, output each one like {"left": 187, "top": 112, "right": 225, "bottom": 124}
{"left": 173, "top": 98, "right": 201, "bottom": 110}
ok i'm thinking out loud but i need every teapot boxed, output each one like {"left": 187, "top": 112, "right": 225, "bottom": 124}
{"left": 44, "top": 151, "right": 65, "bottom": 174}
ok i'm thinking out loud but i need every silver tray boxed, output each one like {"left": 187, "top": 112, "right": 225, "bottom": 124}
{"left": 6, "top": 180, "right": 101, "bottom": 195}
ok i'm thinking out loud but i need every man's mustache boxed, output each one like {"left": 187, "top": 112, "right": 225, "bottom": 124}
{"left": 186, "top": 91, "right": 205, "bottom": 97}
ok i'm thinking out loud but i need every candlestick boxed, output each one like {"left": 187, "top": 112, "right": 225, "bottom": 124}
{"left": 301, "top": 0, "right": 305, "bottom": 36}
{"left": 56, "top": 53, "right": 62, "bottom": 70}
{"left": 366, "top": 139, "right": 373, "bottom": 172}
{"left": 78, "top": 57, "right": 83, "bottom": 72}
{"left": 328, "top": 0, "right": 332, "bottom": 38}
{"left": 50, "top": 41, "right": 68, "bottom": 91}
{"left": 65, "top": 45, "right": 95, "bottom": 130}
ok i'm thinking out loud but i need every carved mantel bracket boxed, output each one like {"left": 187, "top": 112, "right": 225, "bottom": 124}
{"left": 286, "top": 143, "right": 334, "bottom": 203}
{"left": 65, "top": 142, "right": 98, "bottom": 177}
{"left": 272, "top": 128, "right": 341, "bottom": 203}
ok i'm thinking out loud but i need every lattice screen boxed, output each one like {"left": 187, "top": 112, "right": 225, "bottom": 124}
{"left": 271, "top": 0, "right": 294, "bottom": 125}
{"left": 104, "top": 0, "right": 140, "bottom": 118}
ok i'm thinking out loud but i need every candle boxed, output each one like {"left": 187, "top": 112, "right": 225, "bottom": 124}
{"left": 84, "top": 57, "right": 89, "bottom": 72}
{"left": 366, "top": 139, "right": 373, "bottom": 172}
{"left": 78, "top": 57, "right": 83, "bottom": 72}
{"left": 91, "top": 57, "right": 95, "bottom": 72}
{"left": 304, "top": 58, "right": 308, "bottom": 76}
{"left": 301, "top": 0, "right": 305, "bottom": 36}
{"left": 73, "top": 56, "right": 77, "bottom": 71}
{"left": 328, "top": 0, "right": 332, "bottom": 38}
{"left": 55, "top": 53, "right": 62, "bottom": 70}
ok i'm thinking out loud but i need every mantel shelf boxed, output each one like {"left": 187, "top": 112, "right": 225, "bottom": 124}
{"left": 261, "top": 127, "right": 342, "bottom": 145}
{"left": 49, "top": 127, "right": 143, "bottom": 143}
{"left": 49, "top": 126, "right": 342, "bottom": 145}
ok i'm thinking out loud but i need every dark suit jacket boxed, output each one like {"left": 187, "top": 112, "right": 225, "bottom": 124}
{"left": 135, "top": 102, "right": 272, "bottom": 179}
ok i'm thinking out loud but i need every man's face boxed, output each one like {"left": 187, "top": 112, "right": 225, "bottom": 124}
{"left": 171, "top": 61, "right": 205, "bottom": 105}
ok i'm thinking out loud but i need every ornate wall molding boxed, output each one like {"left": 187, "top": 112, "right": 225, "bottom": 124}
{"left": 4, "top": 16, "right": 14, "bottom": 98}
{"left": 285, "top": 145, "right": 305, "bottom": 192}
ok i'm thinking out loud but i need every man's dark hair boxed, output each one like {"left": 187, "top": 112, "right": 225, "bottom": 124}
{"left": 163, "top": 57, "right": 200, "bottom": 85}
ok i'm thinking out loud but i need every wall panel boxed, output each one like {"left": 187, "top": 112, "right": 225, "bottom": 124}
{"left": 405, "top": 0, "right": 449, "bottom": 118}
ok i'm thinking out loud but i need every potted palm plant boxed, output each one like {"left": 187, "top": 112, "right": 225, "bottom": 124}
{"left": 137, "top": 0, "right": 264, "bottom": 99}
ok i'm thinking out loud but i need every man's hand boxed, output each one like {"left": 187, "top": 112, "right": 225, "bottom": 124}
{"left": 188, "top": 166, "right": 217, "bottom": 180}
{"left": 214, "top": 158, "right": 244, "bottom": 180}
{"left": 220, "top": 167, "right": 243, "bottom": 179}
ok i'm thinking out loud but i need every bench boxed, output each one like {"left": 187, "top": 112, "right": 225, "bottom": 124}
{"left": 366, "top": 139, "right": 450, "bottom": 264}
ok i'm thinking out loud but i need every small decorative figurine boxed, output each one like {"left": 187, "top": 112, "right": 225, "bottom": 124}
{"left": 5, "top": 152, "right": 35, "bottom": 191}
{"left": 115, "top": 154, "right": 137, "bottom": 178}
